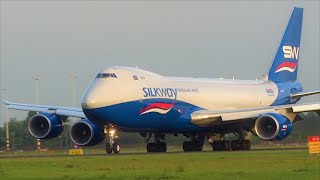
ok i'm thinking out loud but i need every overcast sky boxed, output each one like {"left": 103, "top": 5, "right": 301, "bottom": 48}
{"left": 0, "top": 1, "right": 319, "bottom": 125}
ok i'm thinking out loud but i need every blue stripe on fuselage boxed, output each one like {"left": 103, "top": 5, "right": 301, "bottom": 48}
{"left": 82, "top": 98, "right": 208, "bottom": 133}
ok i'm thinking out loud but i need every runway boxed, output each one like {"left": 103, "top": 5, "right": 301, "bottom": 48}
{"left": 0, "top": 147, "right": 307, "bottom": 159}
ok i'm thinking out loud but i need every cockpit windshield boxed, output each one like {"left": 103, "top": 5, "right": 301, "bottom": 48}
{"left": 96, "top": 73, "right": 117, "bottom": 79}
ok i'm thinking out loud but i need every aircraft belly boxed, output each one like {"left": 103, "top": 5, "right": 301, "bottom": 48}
{"left": 83, "top": 99, "right": 207, "bottom": 132}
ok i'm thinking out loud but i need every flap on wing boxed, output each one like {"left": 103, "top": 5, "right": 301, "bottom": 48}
{"left": 191, "top": 102, "right": 320, "bottom": 127}
{"left": 291, "top": 103, "right": 320, "bottom": 113}
{"left": 3, "top": 100, "right": 86, "bottom": 118}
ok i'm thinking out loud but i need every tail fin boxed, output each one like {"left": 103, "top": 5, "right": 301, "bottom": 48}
{"left": 268, "top": 7, "right": 303, "bottom": 83}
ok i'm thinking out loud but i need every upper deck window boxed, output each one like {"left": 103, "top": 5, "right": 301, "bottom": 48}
{"left": 96, "top": 73, "right": 117, "bottom": 79}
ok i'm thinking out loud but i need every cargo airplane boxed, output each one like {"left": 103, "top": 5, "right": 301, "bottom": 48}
{"left": 3, "top": 7, "right": 320, "bottom": 153}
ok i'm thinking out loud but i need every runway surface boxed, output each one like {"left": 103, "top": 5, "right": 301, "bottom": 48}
{"left": 0, "top": 147, "right": 307, "bottom": 159}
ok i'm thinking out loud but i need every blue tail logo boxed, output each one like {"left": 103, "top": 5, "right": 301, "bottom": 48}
{"left": 274, "top": 46, "right": 299, "bottom": 73}
{"left": 268, "top": 7, "right": 303, "bottom": 82}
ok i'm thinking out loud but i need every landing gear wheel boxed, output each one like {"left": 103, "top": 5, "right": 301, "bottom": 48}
{"left": 147, "top": 142, "right": 167, "bottom": 152}
{"left": 160, "top": 142, "right": 167, "bottom": 152}
{"left": 231, "top": 140, "right": 251, "bottom": 150}
{"left": 240, "top": 140, "right": 251, "bottom": 150}
{"left": 211, "top": 141, "right": 229, "bottom": 151}
{"left": 231, "top": 140, "right": 241, "bottom": 151}
{"left": 112, "top": 142, "right": 120, "bottom": 154}
{"left": 147, "top": 143, "right": 155, "bottom": 152}
{"left": 183, "top": 141, "right": 203, "bottom": 152}
{"left": 106, "top": 143, "right": 112, "bottom": 154}
{"left": 183, "top": 142, "right": 193, "bottom": 152}
{"left": 193, "top": 141, "right": 203, "bottom": 151}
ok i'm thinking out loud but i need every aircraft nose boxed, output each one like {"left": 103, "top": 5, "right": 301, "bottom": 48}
{"left": 81, "top": 82, "right": 103, "bottom": 109}
{"left": 81, "top": 91, "right": 97, "bottom": 109}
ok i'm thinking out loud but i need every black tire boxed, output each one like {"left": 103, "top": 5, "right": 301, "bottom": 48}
{"left": 112, "top": 142, "right": 120, "bottom": 154}
{"left": 212, "top": 141, "right": 225, "bottom": 151}
{"left": 160, "top": 142, "right": 167, "bottom": 152}
{"left": 183, "top": 141, "right": 203, "bottom": 152}
{"left": 147, "top": 143, "right": 154, "bottom": 152}
{"left": 183, "top": 141, "right": 193, "bottom": 152}
{"left": 147, "top": 143, "right": 158, "bottom": 152}
{"left": 231, "top": 140, "right": 241, "bottom": 151}
{"left": 240, "top": 140, "right": 251, "bottom": 150}
{"left": 106, "top": 143, "right": 112, "bottom": 154}
{"left": 147, "top": 142, "right": 167, "bottom": 153}
{"left": 225, "top": 141, "right": 232, "bottom": 151}
{"left": 193, "top": 141, "right": 203, "bottom": 151}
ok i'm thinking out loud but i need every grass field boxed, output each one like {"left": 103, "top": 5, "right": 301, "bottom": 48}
{"left": 0, "top": 149, "right": 319, "bottom": 180}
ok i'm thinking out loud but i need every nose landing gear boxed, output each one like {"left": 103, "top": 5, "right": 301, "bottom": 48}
{"left": 105, "top": 127, "right": 120, "bottom": 154}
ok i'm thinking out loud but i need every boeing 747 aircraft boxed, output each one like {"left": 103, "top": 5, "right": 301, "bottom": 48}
{"left": 3, "top": 7, "right": 320, "bottom": 154}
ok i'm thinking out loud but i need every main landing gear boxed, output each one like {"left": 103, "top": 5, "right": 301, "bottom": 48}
{"left": 105, "top": 127, "right": 120, "bottom": 154}
{"left": 146, "top": 133, "right": 167, "bottom": 153}
{"left": 183, "top": 134, "right": 205, "bottom": 152}
{"left": 209, "top": 131, "right": 251, "bottom": 151}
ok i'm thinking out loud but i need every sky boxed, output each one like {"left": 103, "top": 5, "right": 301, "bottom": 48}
{"left": 0, "top": 0, "right": 319, "bottom": 125}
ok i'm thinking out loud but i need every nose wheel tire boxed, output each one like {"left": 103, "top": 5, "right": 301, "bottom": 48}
{"left": 106, "top": 143, "right": 112, "bottom": 154}
{"left": 113, "top": 142, "right": 120, "bottom": 154}
{"left": 106, "top": 142, "right": 120, "bottom": 154}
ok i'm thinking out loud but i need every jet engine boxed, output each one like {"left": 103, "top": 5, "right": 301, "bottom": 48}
{"left": 254, "top": 113, "right": 292, "bottom": 141}
{"left": 28, "top": 112, "right": 64, "bottom": 139}
{"left": 70, "top": 119, "right": 105, "bottom": 146}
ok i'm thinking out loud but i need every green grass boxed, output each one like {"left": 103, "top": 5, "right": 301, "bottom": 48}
{"left": 0, "top": 150, "right": 319, "bottom": 180}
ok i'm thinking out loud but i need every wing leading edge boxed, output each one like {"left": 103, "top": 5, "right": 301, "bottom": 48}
{"left": 2, "top": 100, "right": 86, "bottom": 119}
{"left": 191, "top": 102, "right": 320, "bottom": 127}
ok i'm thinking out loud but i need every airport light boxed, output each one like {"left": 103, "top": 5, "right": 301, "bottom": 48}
{"left": 2, "top": 88, "right": 10, "bottom": 151}
{"left": 32, "top": 77, "right": 41, "bottom": 151}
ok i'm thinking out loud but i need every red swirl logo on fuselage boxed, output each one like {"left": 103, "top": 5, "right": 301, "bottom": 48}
{"left": 139, "top": 102, "right": 175, "bottom": 115}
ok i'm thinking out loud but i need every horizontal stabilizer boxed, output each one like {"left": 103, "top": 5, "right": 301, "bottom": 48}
{"left": 290, "top": 90, "right": 320, "bottom": 98}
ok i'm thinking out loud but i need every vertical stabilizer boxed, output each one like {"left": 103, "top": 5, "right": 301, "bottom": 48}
{"left": 268, "top": 7, "right": 303, "bottom": 82}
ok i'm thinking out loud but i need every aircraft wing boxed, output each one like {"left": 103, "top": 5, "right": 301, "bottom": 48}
{"left": 2, "top": 100, "right": 86, "bottom": 119}
{"left": 191, "top": 102, "right": 320, "bottom": 127}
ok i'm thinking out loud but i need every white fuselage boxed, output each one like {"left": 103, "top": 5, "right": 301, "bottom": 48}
{"left": 81, "top": 67, "right": 278, "bottom": 111}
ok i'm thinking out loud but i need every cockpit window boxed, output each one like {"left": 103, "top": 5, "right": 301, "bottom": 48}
{"left": 96, "top": 73, "right": 117, "bottom": 79}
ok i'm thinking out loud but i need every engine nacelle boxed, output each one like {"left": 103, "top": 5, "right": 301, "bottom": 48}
{"left": 28, "top": 113, "right": 64, "bottom": 139}
{"left": 70, "top": 119, "right": 105, "bottom": 146}
{"left": 254, "top": 113, "right": 292, "bottom": 141}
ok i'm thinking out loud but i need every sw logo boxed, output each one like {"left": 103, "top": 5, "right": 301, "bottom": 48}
{"left": 283, "top": 45, "right": 299, "bottom": 59}
{"left": 275, "top": 45, "right": 300, "bottom": 73}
